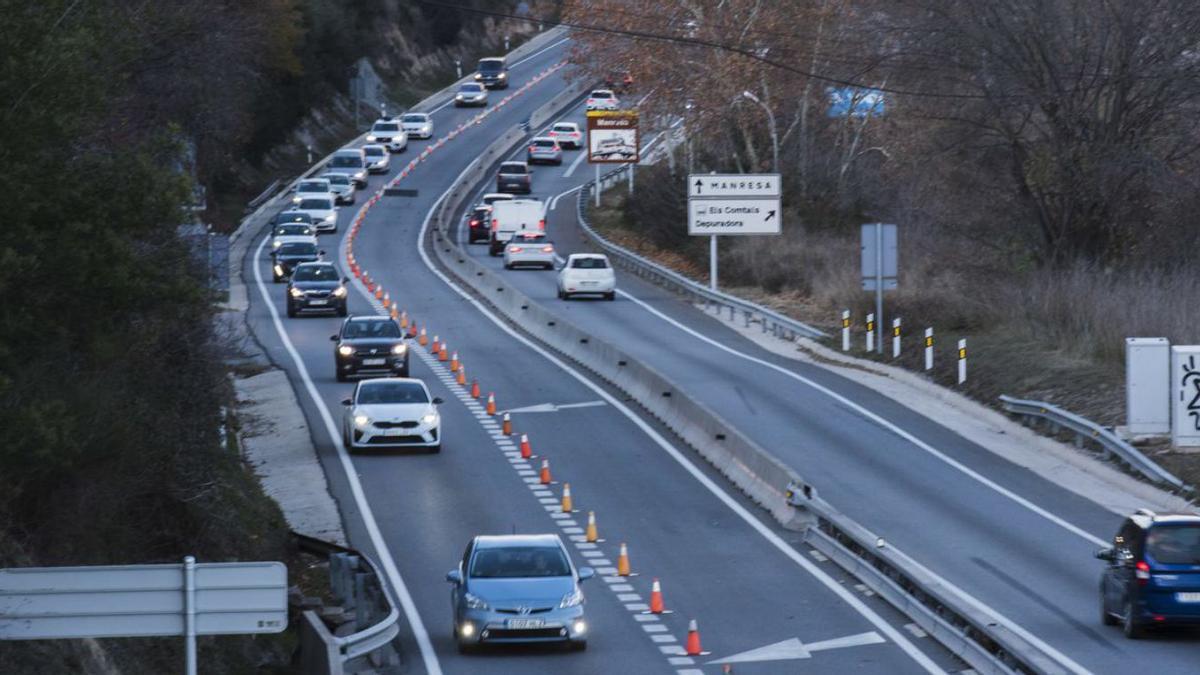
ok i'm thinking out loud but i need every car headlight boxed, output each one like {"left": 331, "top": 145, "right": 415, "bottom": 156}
{"left": 474, "top": 73, "right": 482, "bottom": 80}
{"left": 273, "top": 240, "right": 283, "bottom": 248}
{"left": 559, "top": 588, "right": 584, "bottom": 608}
{"left": 274, "top": 264, "right": 285, "bottom": 276}
{"left": 332, "top": 286, "right": 347, "bottom": 297}
{"left": 354, "top": 414, "right": 370, "bottom": 428}
{"left": 354, "top": 171, "right": 365, "bottom": 180}
{"left": 421, "top": 412, "right": 438, "bottom": 426}
{"left": 324, "top": 214, "right": 336, "bottom": 223}
{"left": 289, "top": 287, "right": 305, "bottom": 298}
{"left": 464, "top": 593, "right": 489, "bottom": 610}
{"left": 456, "top": 94, "right": 464, "bottom": 100}
{"left": 498, "top": 72, "right": 507, "bottom": 79}
{"left": 337, "top": 345, "right": 353, "bottom": 356}
{"left": 367, "top": 135, "right": 377, "bottom": 142}
{"left": 391, "top": 343, "right": 407, "bottom": 355}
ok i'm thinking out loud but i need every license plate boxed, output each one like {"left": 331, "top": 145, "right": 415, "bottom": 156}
{"left": 582, "top": 281, "right": 597, "bottom": 286}
{"left": 1176, "top": 592, "right": 1200, "bottom": 602}
{"left": 385, "top": 428, "right": 408, "bottom": 436}
{"left": 308, "top": 299, "right": 327, "bottom": 306}
{"left": 507, "top": 619, "right": 544, "bottom": 629}
{"left": 362, "top": 358, "right": 386, "bottom": 366}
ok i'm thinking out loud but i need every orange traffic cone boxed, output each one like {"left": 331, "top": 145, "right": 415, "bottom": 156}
{"left": 382, "top": 292, "right": 391, "bottom": 309}
{"left": 389, "top": 305, "right": 398, "bottom": 320}
{"left": 646, "top": 578, "right": 671, "bottom": 614}
{"left": 418, "top": 327, "right": 428, "bottom": 346}
{"left": 449, "top": 352, "right": 459, "bottom": 372}
{"left": 539, "top": 459, "right": 552, "bottom": 484}
{"left": 430, "top": 335, "right": 440, "bottom": 353}
{"left": 375, "top": 286, "right": 383, "bottom": 300}
{"left": 502, "top": 413, "right": 512, "bottom": 435}
{"left": 685, "top": 619, "right": 708, "bottom": 656}
{"left": 617, "top": 543, "right": 633, "bottom": 576}
{"left": 471, "top": 379, "right": 480, "bottom": 399}
{"left": 519, "top": 434, "right": 533, "bottom": 459}
{"left": 399, "top": 311, "right": 408, "bottom": 328}
{"left": 456, "top": 364, "right": 466, "bottom": 385}
{"left": 585, "top": 511, "right": 601, "bottom": 542}
{"left": 561, "top": 483, "right": 573, "bottom": 513}
{"left": 486, "top": 393, "right": 497, "bottom": 415}
{"left": 407, "top": 321, "right": 417, "bottom": 338}
{"left": 438, "top": 343, "right": 448, "bottom": 361}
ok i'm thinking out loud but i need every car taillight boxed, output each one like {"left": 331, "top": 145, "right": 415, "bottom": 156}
{"left": 1136, "top": 560, "right": 1151, "bottom": 584}
{"left": 538, "top": 219, "right": 545, "bottom": 229}
{"left": 491, "top": 219, "right": 498, "bottom": 230}
{"left": 529, "top": 146, "right": 536, "bottom": 153}
{"left": 541, "top": 245, "right": 554, "bottom": 253}
{"left": 470, "top": 219, "right": 480, "bottom": 227}
{"left": 509, "top": 246, "right": 523, "bottom": 252}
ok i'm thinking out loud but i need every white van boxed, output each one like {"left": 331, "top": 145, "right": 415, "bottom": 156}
{"left": 488, "top": 199, "right": 544, "bottom": 256}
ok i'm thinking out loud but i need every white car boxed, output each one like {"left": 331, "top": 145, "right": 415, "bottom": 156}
{"left": 341, "top": 378, "right": 443, "bottom": 452}
{"left": 503, "top": 230, "right": 556, "bottom": 270}
{"left": 271, "top": 222, "right": 318, "bottom": 251}
{"left": 558, "top": 253, "right": 615, "bottom": 301}
{"left": 367, "top": 119, "right": 408, "bottom": 153}
{"left": 294, "top": 194, "right": 339, "bottom": 233}
{"left": 585, "top": 89, "right": 619, "bottom": 111}
{"left": 326, "top": 148, "right": 369, "bottom": 188}
{"left": 321, "top": 172, "right": 357, "bottom": 204}
{"left": 362, "top": 144, "right": 390, "bottom": 174}
{"left": 548, "top": 122, "right": 583, "bottom": 149}
{"left": 400, "top": 112, "right": 434, "bottom": 139}
{"left": 292, "top": 178, "right": 332, "bottom": 205}
{"left": 527, "top": 137, "right": 563, "bottom": 165}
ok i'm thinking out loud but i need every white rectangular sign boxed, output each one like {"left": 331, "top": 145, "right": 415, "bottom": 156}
{"left": 1127, "top": 338, "right": 1170, "bottom": 435}
{"left": 688, "top": 198, "right": 781, "bottom": 235}
{"left": 688, "top": 173, "right": 780, "bottom": 198}
{"left": 0, "top": 561, "right": 288, "bottom": 640}
{"left": 1172, "top": 346, "right": 1200, "bottom": 447}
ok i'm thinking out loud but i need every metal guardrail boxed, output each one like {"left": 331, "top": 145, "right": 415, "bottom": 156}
{"left": 576, "top": 173, "right": 827, "bottom": 340}
{"left": 999, "top": 395, "right": 1192, "bottom": 494}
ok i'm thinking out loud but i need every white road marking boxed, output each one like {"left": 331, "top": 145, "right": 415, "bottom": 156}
{"left": 562, "top": 146, "right": 588, "bottom": 178}
{"left": 904, "top": 623, "right": 928, "bottom": 638}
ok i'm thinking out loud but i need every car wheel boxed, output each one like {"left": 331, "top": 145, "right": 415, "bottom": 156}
{"left": 272, "top": 274, "right": 282, "bottom": 283}
{"left": 570, "top": 640, "right": 587, "bottom": 652}
{"left": 504, "top": 262, "right": 512, "bottom": 270}
{"left": 336, "top": 368, "right": 349, "bottom": 383}
{"left": 1123, "top": 600, "right": 1144, "bottom": 638}
{"left": 555, "top": 158, "right": 563, "bottom": 165}
{"left": 544, "top": 263, "right": 554, "bottom": 270}
{"left": 605, "top": 291, "right": 615, "bottom": 301}
{"left": 456, "top": 641, "right": 475, "bottom": 655}
{"left": 337, "top": 303, "right": 348, "bottom": 317}
{"left": 428, "top": 444, "right": 441, "bottom": 454}
{"left": 286, "top": 304, "right": 297, "bottom": 318}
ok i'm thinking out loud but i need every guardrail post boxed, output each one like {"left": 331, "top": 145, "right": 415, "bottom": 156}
{"left": 957, "top": 339, "right": 967, "bottom": 384}
{"left": 841, "top": 310, "right": 850, "bottom": 351}
{"left": 866, "top": 313, "right": 875, "bottom": 352}
{"left": 924, "top": 328, "right": 934, "bottom": 371}
{"left": 892, "top": 318, "right": 901, "bottom": 358}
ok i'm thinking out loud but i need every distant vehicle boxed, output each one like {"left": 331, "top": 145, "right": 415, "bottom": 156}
{"left": 604, "top": 69, "right": 633, "bottom": 92}
{"left": 503, "top": 230, "right": 555, "bottom": 270}
{"left": 321, "top": 172, "right": 357, "bottom": 205}
{"left": 400, "top": 112, "right": 434, "bottom": 139}
{"left": 271, "top": 222, "right": 316, "bottom": 250}
{"left": 593, "top": 136, "right": 637, "bottom": 160}
{"left": 474, "top": 57, "right": 509, "bottom": 89}
{"left": 446, "top": 534, "right": 593, "bottom": 653}
{"left": 362, "top": 144, "right": 390, "bottom": 174}
{"left": 455, "top": 83, "right": 488, "bottom": 107}
{"left": 1097, "top": 510, "right": 1200, "bottom": 638}
{"left": 527, "top": 137, "right": 563, "bottom": 165}
{"left": 286, "top": 262, "right": 348, "bottom": 317}
{"left": 331, "top": 315, "right": 409, "bottom": 381}
{"left": 558, "top": 253, "right": 615, "bottom": 301}
{"left": 367, "top": 119, "right": 408, "bottom": 153}
{"left": 489, "top": 199, "right": 544, "bottom": 256}
{"left": 585, "top": 89, "right": 619, "bottom": 111}
{"left": 341, "top": 378, "right": 442, "bottom": 453}
{"left": 548, "top": 122, "right": 582, "bottom": 149}
{"left": 326, "top": 148, "right": 369, "bottom": 187}
{"left": 292, "top": 178, "right": 332, "bottom": 205}
{"left": 496, "top": 160, "right": 532, "bottom": 194}
{"left": 466, "top": 205, "right": 492, "bottom": 244}
{"left": 270, "top": 240, "right": 321, "bottom": 282}
{"left": 294, "top": 194, "right": 339, "bottom": 233}
{"left": 481, "top": 193, "right": 514, "bottom": 206}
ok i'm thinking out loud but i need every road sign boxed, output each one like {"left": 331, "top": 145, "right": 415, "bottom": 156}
{"left": 688, "top": 173, "right": 780, "bottom": 198}
{"left": 861, "top": 223, "right": 898, "bottom": 354}
{"left": 586, "top": 111, "right": 639, "bottom": 164}
{"left": 688, "top": 198, "right": 781, "bottom": 235}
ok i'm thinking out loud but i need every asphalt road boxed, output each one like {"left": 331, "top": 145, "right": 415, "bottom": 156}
{"left": 241, "top": 38, "right": 960, "bottom": 675}
{"left": 450, "top": 92, "right": 1200, "bottom": 674}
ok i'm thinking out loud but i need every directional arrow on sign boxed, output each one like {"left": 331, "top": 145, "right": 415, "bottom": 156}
{"left": 694, "top": 178, "right": 704, "bottom": 194}
{"left": 707, "top": 631, "right": 885, "bottom": 665}
{"left": 765, "top": 210, "right": 776, "bottom": 222}
{"left": 501, "top": 400, "right": 607, "bottom": 415}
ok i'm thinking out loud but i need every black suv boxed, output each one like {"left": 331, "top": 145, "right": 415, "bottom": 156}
{"left": 496, "top": 161, "right": 531, "bottom": 194}
{"left": 286, "top": 262, "right": 348, "bottom": 317}
{"left": 474, "top": 57, "right": 509, "bottom": 89}
{"left": 271, "top": 241, "right": 321, "bottom": 282}
{"left": 331, "top": 316, "right": 410, "bottom": 381}
{"left": 467, "top": 205, "right": 491, "bottom": 243}
{"left": 1097, "top": 509, "right": 1200, "bottom": 638}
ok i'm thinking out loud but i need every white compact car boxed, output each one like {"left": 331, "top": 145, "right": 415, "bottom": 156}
{"left": 294, "top": 194, "right": 339, "bottom": 233}
{"left": 362, "top": 144, "right": 390, "bottom": 174}
{"left": 400, "top": 112, "right": 434, "bottom": 139}
{"left": 367, "top": 119, "right": 408, "bottom": 153}
{"left": 321, "top": 172, "right": 357, "bottom": 205}
{"left": 503, "top": 230, "right": 556, "bottom": 270}
{"left": 558, "top": 253, "right": 615, "bottom": 301}
{"left": 342, "top": 378, "right": 443, "bottom": 452}
{"left": 292, "top": 178, "right": 332, "bottom": 205}
{"left": 585, "top": 89, "right": 619, "bottom": 111}
{"left": 548, "top": 122, "right": 583, "bottom": 149}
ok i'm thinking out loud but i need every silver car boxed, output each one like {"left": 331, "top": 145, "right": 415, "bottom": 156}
{"left": 455, "top": 83, "right": 488, "bottom": 107}
{"left": 292, "top": 178, "right": 331, "bottom": 205}
{"left": 446, "top": 534, "right": 593, "bottom": 653}
{"left": 527, "top": 137, "right": 563, "bottom": 165}
{"left": 400, "top": 112, "right": 434, "bottom": 139}
{"left": 326, "top": 148, "right": 368, "bottom": 187}
{"left": 502, "top": 230, "right": 556, "bottom": 270}
{"left": 321, "top": 172, "right": 356, "bottom": 204}
{"left": 362, "top": 144, "right": 390, "bottom": 174}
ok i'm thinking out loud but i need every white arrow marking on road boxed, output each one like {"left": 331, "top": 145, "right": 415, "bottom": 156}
{"left": 502, "top": 400, "right": 607, "bottom": 414}
{"left": 707, "top": 631, "right": 885, "bottom": 665}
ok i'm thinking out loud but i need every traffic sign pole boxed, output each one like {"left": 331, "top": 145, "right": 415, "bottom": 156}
{"left": 595, "top": 164, "right": 601, "bottom": 207}
{"left": 710, "top": 235, "right": 718, "bottom": 291}
{"left": 184, "top": 556, "right": 197, "bottom": 675}
{"left": 875, "top": 223, "right": 884, "bottom": 354}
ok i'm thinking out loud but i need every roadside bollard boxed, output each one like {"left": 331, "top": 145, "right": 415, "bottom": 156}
{"left": 865, "top": 313, "right": 875, "bottom": 353}
{"left": 924, "top": 328, "right": 934, "bottom": 371}
{"left": 892, "top": 318, "right": 901, "bottom": 358}
{"left": 841, "top": 310, "right": 850, "bottom": 352}
{"left": 958, "top": 339, "right": 967, "bottom": 384}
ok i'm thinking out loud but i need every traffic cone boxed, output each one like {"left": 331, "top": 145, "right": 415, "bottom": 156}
{"left": 449, "top": 352, "right": 459, "bottom": 372}
{"left": 418, "top": 327, "right": 428, "bottom": 346}
{"left": 382, "top": 292, "right": 391, "bottom": 309}
{"left": 438, "top": 343, "right": 448, "bottom": 361}
{"left": 471, "top": 379, "right": 480, "bottom": 398}
{"left": 365, "top": 277, "right": 374, "bottom": 293}
{"left": 389, "top": 305, "right": 398, "bottom": 320}
{"left": 430, "top": 335, "right": 440, "bottom": 353}
{"left": 501, "top": 413, "right": 512, "bottom": 435}
{"left": 399, "top": 311, "right": 408, "bottom": 329}
{"left": 539, "top": 458, "right": 552, "bottom": 484}
{"left": 374, "top": 286, "right": 383, "bottom": 300}
{"left": 561, "top": 483, "right": 573, "bottom": 513}
{"left": 645, "top": 578, "right": 671, "bottom": 614}
{"left": 486, "top": 393, "right": 496, "bottom": 415}
{"left": 585, "top": 511, "right": 601, "bottom": 542}
{"left": 519, "top": 434, "right": 533, "bottom": 459}
{"left": 617, "top": 543, "right": 632, "bottom": 576}
{"left": 456, "top": 365, "right": 466, "bottom": 386}
{"left": 685, "top": 619, "right": 708, "bottom": 655}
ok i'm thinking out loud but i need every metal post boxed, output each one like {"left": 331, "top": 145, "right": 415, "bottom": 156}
{"left": 875, "top": 223, "right": 884, "bottom": 354}
{"left": 710, "top": 235, "right": 718, "bottom": 291}
{"left": 866, "top": 313, "right": 875, "bottom": 352}
{"left": 628, "top": 162, "right": 634, "bottom": 195}
{"left": 892, "top": 318, "right": 901, "bottom": 358}
{"left": 594, "top": 164, "right": 601, "bottom": 207}
{"left": 505, "top": 35, "right": 510, "bottom": 51}
{"left": 924, "top": 328, "right": 934, "bottom": 370}
{"left": 957, "top": 339, "right": 967, "bottom": 384}
{"left": 306, "top": 144, "right": 312, "bottom": 165}
{"left": 184, "top": 556, "right": 197, "bottom": 675}
{"left": 841, "top": 310, "right": 850, "bottom": 351}
{"left": 455, "top": 59, "right": 462, "bottom": 79}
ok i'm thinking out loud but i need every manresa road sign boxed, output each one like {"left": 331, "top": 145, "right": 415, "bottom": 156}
{"left": 688, "top": 198, "right": 781, "bottom": 235}
{"left": 689, "top": 173, "right": 780, "bottom": 198}
{"left": 586, "top": 111, "right": 639, "bottom": 164}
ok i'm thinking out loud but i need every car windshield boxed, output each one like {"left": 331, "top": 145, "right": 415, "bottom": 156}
{"left": 299, "top": 198, "right": 332, "bottom": 210}
{"left": 277, "top": 242, "right": 316, "bottom": 256}
{"left": 402, "top": 114, "right": 427, "bottom": 123}
{"left": 276, "top": 224, "right": 312, "bottom": 236}
{"left": 276, "top": 212, "right": 312, "bottom": 224}
{"left": 533, "top": 140, "right": 556, "bottom": 148}
{"left": 364, "top": 146, "right": 385, "bottom": 157}
{"left": 292, "top": 265, "right": 338, "bottom": 282}
{"left": 1147, "top": 525, "right": 1200, "bottom": 564}
{"left": 592, "top": 91, "right": 612, "bottom": 99}
{"left": 571, "top": 257, "right": 608, "bottom": 269}
{"left": 478, "top": 60, "right": 503, "bottom": 72}
{"left": 330, "top": 155, "right": 362, "bottom": 168}
{"left": 500, "top": 163, "right": 526, "bottom": 174}
{"left": 298, "top": 181, "right": 327, "bottom": 191}
{"left": 373, "top": 122, "right": 399, "bottom": 132}
{"left": 470, "top": 546, "right": 571, "bottom": 578}
{"left": 343, "top": 320, "right": 401, "bottom": 339}
{"left": 553, "top": 124, "right": 575, "bottom": 132}
{"left": 461, "top": 84, "right": 483, "bottom": 92}
{"left": 324, "top": 174, "right": 349, "bottom": 185}
{"left": 356, "top": 381, "right": 429, "bottom": 404}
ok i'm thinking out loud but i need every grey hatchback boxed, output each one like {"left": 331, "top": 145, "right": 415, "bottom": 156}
{"left": 446, "top": 534, "right": 594, "bottom": 652}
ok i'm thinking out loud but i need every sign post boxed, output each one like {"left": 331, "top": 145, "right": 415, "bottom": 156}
{"left": 861, "top": 223, "right": 898, "bottom": 354}
{"left": 687, "top": 173, "right": 781, "bottom": 292}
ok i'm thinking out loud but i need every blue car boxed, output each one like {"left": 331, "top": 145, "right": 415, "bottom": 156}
{"left": 1097, "top": 509, "right": 1200, "bottom": 637}
{"left": 446, "top": 534, "right": 594, "bottom": 652}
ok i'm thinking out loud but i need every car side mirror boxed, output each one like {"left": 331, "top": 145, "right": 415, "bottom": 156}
{"left": 432, "top": 397, "right": 444, "bottom": 405}
{"left": 342, "top": 277, "right": 350, "bottom": 283}
{"left": 446, "top": 569, "right": 462, "bottom": 585}
{"left": 577, "top": 566, "right": 595, "bottom": 582}
{"left": 341, "top": 398, "right": 352, "bottom": 406}
{"left": 1095, "top": 547, "right": 1115, "bottom": 562}
{"left": 329, "top": 335, "right": 339, "bottom": 342}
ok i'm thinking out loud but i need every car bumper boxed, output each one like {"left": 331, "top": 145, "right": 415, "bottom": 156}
{"left": 367, "top": 162, "right": 389, "bottom": 173}
{"left": 479, "top": 78, "right": 508, "bottom": 89}
{"left": 506, "top": 253, "right": 555, "bottom": 267}
{"left": 337, "top": 353, "right": 409, "bottom": 376}
{"left": 314, "top": 220, "right": 337, "bottom": 232}
{"left": 528, "top": 152, "right": 562, "bottom": 163}
{"left": 561, "top": 280, "right": 615, "bottom": 294}
{"left": 288, "top": 297, "right": 346, "bottom": 313}
{"left": 456, "top": 606, "right": 586, "bottom": 645}
{"left": 497, "top": 180, "right": 531, "bottom": 193}
{"left": 468, "top": 226, "right": 489, "bottom": 242}
{"left": 403, "top": 128, "right": 432, "bottom": 139}
{"left": 348, "top": 423, "right": 439, "bottom": 448}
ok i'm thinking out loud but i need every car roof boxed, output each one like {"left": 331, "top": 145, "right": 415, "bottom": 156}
{"left": 500, "top": 161, "right": 528, "bottom": 167}
{"left": 568, "top": 253, "right": 608, "bottom": 259}
{"left": 553, "top": 122, "right": 579, "bottom": 128}
{"left": 333, "top": 148, "right": 364, "bottom": 156}
{"left": 346, "top": 314, "right": 394, "bottom": 322}
{"left": 532, "top": 136, "right": 557, "bottom": 142}
{"left": 479, "top": 57, "right": 506, "bottom": 64}
{"left": 591, "top": 89, "right": 615, "bottom": 95}
{"left": 299, "top": 178, "right": 329, "bottom": 184}
{"left": 474, "top": 534, "right": 561, "bottom": 549}
{"left": 362, "top": 143, "right": 386, "bottom": 150}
